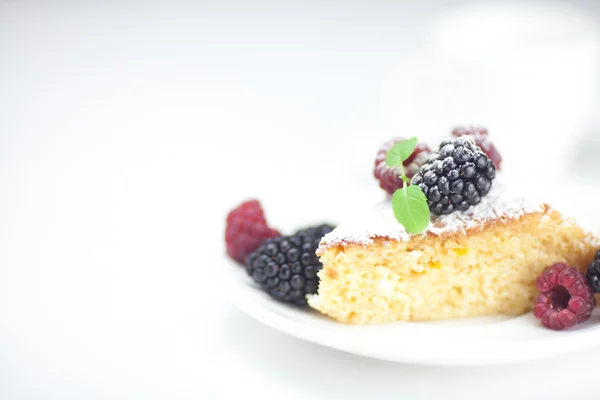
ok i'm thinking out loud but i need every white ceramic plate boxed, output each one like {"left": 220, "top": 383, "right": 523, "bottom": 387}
{"left": 225, "top": 260, "right": 600, "bottom": 366}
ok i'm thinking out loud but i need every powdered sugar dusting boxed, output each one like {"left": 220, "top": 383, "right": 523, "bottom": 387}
{"left": 319, "top": 176, "right": 547, "bottom": 251}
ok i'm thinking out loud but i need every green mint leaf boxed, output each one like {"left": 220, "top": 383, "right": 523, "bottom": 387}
{"left": 391, "top": 185, "right": 430, "bottom": 234}
{"left": 385, "top": 137, "right": 418, "bottom": 167}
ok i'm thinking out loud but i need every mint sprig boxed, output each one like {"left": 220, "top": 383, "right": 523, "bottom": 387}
{"left": 385, "top": 137, "right": 417, "bottom": 167}
{"left": 385, "top": 138, "right": 430, "bottom": 234}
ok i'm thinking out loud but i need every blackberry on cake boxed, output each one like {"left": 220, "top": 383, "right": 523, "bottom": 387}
{"left": 411, "top": 137, "right": 496, "bottom": 215}
{"left": 246, "top": 233, "right": 323, "bottom": 305}
{"left": 452, "top": 126, "right": 502, "bottom": 170}
{"left": 374, "top": 138, "right": 431, "bottom": 195}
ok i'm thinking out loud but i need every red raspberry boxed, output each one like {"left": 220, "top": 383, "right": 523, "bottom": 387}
{"left": 451, "top": 126, "right": 502, "bottom": 171}
{"left": 533, "top": 263, "right": 596, "bottom": 330}
{"left": 374, "top": 138, "right": 431, "bottom": 195}
{"left": 225, "top": 200, "right": 280, "bottom": 264}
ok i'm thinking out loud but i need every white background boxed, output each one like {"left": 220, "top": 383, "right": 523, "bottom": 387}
{"left": 3, "top": 1, "right": 600, "bottom": 398}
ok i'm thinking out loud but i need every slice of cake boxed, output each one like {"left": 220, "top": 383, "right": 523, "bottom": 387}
{"left": 308, "top": 185, "right": 600, "bottom": 324}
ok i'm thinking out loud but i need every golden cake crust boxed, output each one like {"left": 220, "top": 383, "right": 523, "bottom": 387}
{"left": 318, "top": 203, "right": 552, "bottom": 256}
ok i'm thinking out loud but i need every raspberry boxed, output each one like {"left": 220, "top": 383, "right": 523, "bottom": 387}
{"left": 411, "top": 137, "right": 496, "bottom": 215}
{"left": 586, "top": 249, "right": 600, "bottom": 293}
{"left": 374, "top": 138, "right": 431, "bottom": 195}
{"left": 452, "top": 126, "right": 502, "bottom": 170}
{"left": 246, "top": 234, "right": 322, "bottom": 306}
{"left": 533, "top": 263, "right": 596, "bottom": 330}
{"left": 225, "top": 200, "right": 280, "bottom": 264}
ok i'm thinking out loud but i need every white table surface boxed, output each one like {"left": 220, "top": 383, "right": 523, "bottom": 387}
{"left": 2, "top": 2, "right": 600, "bottom": 398}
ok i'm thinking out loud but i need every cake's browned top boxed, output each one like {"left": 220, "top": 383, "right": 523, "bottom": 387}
{"left": 318, "top": 180, "right": 551, "bottom": 254}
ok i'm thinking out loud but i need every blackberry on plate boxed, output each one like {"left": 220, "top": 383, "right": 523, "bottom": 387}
{"left": 411, "top": 137, "right": 496, "bottom": 215}
{"left": 374, "top": 138, "right": 431, "bottom": 195}
{"left": 451, "top": 126, "right": 503, "bottom": 170}
{"left": 533, "top": 263, "right": 596, "bottom": 330}
{"left": 246, "top": 234, "right": 322, "bottom": 306}
{"left": 586, "top": 249, "right": 600, "bottom": 293}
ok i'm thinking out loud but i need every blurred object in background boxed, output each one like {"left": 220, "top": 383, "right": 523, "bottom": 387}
{"left": 573, "top": 114, "right": 600, "bottom": 180}
{"left": 380, "top": 1, "right": 600, "bottom": 183}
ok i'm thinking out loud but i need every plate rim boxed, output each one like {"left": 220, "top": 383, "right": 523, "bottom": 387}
{"left": 224, "top": 261, "right": 600, "bottom": 366}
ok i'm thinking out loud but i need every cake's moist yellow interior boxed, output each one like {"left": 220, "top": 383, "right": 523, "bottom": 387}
{"left": 309, "top": 209, "right": 599, "bottom": 324}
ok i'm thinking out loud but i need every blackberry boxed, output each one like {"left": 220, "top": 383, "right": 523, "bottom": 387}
{"left": 411, "top": 137, "right": 496, "bottom": 215}
{"left": 451, "top": 126, "right": 503, "bottom": 170}
{"left": 246, "top": 234, "right": 322, "bottom": 306}
{"left": 533, "top": 263, "right": 596, "bottom": 330}
{"left": 374, "top": 138, "right": 431, "bottom": 195}
{"left": 586, "top": 249, "right": 600, "bottom": 293}
{"left": 295, "top": 224, "right": 335, "bottom": 241}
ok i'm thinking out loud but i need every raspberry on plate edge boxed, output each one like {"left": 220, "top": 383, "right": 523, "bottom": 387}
{"left": 533, "top": 263, "right": 596, "bottom": 330}
{"left": 225, "top": 199, "right": 280, "bottom": 265}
